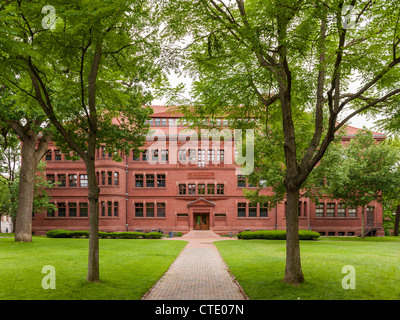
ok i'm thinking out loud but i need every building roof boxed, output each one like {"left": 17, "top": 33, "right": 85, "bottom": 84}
{"left": 147, "top": 106, "right": 386, "bottom": 139}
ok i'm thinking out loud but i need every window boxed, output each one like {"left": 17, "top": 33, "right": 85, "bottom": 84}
{"left": 114, "top": 202, "right": 119, "bottom": 217}
{"left": 315, "top": 203, "right": 324, "bottom": 217}
{"left": 146, "top": 203, "right": 155, "bottom": 217}
{"left": 147, "top": 118, "right": 154, "bottom": 126}
{"left": 46, "top": 174, "right": 55, "bottom": 184}
{"left": 101, "top": 172, "right": 106, "bottom": 185}
{"left": 189, "top": 149, "right": 196, "bottom": 162}
{"left": 157, "top": 203, "right": 166, "bottom": 217}
{"left": 101, "top": 146, "right": 106, "bottom": 158}
{"left": 157, "top": 174, "right": 165, "bottom": 187}
{"left": 133, "top": 152, "right": 140, "bottom": 161}
{"left": 142, "top": 150, "right": 148, "bottom": 161}
{"left": 169, "top": 118, "right": 176, "bottom": 126}
{"left": 338, "top": 232, "right": 345, "bottom": 236}
{"left": 237, "top": 203, "right": 246, "bottom": 217}
{"left": 179, "top": 184, "right": 186, "bottom": 195}
{"left": 198, "top": 184, "right": 205, "bottom": 195}
{"left": 327, "top": 203, "right": 335, "bottom": 217}
{"left": 188, "top": 184, "right": 196, "bottom": 195}
{"left": 135, "top": 203, "right": 144, "bottom": 217}
{"left": 237, "top": 175, "right": 246, "bottom": 187}
{"left": 108, "top": 172, "right": 112, "bottom": 185}
{"left": 107, "top": 201, "right": 112, "bottom": 217}
{"left": 135, "top": 174, "right": 144, "bottom": 187}
{"left": 217, "top": 150, "right": 224, "bottom": 163}
{"left": 217, "top": 184, "right": 224, "bottom": 195}
{"left": 47, "top": 204, "right": 55, "bottom": 217}
{"left": 208, "top": 149, "right": 214, "bottom": 163}
{"left": 146, "top": 174, "right": 155, "bottom": 187}
{"left": 114, "top": 172, "right": 119, "bottom": 186}
{"left": 349, "top": 208, "right": 357, "bottom": 217}
{"left": 152, "top": 150, "right": 159, "bottom": 161}
{"left": 198, "top": 149, "right": 206, "bottom": 167}
{"left": 249, "top": 203, "right": 257, "bottom": 217}
{"left": 260, "top": 204, "right": 268, "bottom": 217}
{"left": 101, "top": 201, "right": 106, "bottom": 216}
{"left": 80, "top": 174, "right": 88, "bottom": 187}
{"left": 69, "top": 174, "right": 77, "bottom": 187}
{"left": 328, "top": 232, "right": 335, "bottom": 236}
{"left": 154, "top": 118, "right": 161, "bottom": 126}
{"left": 338, "top": 203, "right": 346, "bottom": 217}
{"left": 161, "top": 150, "right": 168, "bottom": 162}
{"left": 178, "top": 149, "right": 187, "bottom": 161}
{"left": 79, "top": 203, "right": 88, "bottom": 217}
{"left": 69, "top": 203, "right": 77, "bottom": 217}
{"left": 58, "top": 174, "right": 66, "bottom": 187}
{"left": 348, "top": 232, "right": 355, "bottom": 236}
{"left": 54, "top": 150, "right": 61, "bottom": 161}
{"left": 46, "top": 150, "right": 52, "bottom": 161}
{"left": 161, "top": 118, "right": 168, "bottom": 126}
{"left": 207, "top": 184, "right": 215, "bottom": 195}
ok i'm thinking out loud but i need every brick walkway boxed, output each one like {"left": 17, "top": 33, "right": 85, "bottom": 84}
{"left": 142, "top": 230, "right": 248, "bottom": 300}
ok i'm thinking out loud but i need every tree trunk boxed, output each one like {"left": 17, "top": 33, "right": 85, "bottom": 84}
{"left": 85, "top": 156, "right": 100, "bottom": 282}
{"left": 394, "top": 205, "right": 400, "bottom": 236}
{"left": 14, "top": 137, "right": 37, "bottom": 242}
{"left": 360, "top": 206, "right": 366, "bottom": 239}
{"left": 284, "top": 187, "right": 304, "bottom": 285}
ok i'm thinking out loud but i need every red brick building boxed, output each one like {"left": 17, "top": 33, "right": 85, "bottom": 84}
{"left": 32, "top": 106, "right": 386, "bottom": 236}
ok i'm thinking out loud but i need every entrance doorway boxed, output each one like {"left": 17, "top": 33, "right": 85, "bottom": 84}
{"left": 194, "top": 213, "right": 209, "bottom": 230}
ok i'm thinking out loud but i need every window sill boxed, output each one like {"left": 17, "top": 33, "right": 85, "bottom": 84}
{"left": 44, "top": 217, "right": 88, "bottom": 219}
{"left": 236, "top": 217, "right": 270, "bottom": 219}
{"left": 133, "top": 217, "right": 167, "bottom": 219}
{"left": 133, "top": 187, "right": 167, "bottom": 190}
{"left": 314, "top": 217, "right": 359, "bottom": 219}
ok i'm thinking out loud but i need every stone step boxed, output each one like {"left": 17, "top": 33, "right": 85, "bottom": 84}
{"left": 182, "top": 230, "right": 221, "bottom": 238}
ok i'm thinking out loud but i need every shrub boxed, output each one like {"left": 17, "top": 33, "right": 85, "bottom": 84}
{"left": 71, "top": 231, "right": 89, "bottom": 238}
{"left": 46, "top": 229, "right": 74, "bottom": 238}
{"left": 143, "top": 232, "right": 163, "bottom": 239}
{"left": 46, "top": 230, "right": 162, "bottom": 239}
{"left": 237, "top": 230, "right": 320, "bottom": 240}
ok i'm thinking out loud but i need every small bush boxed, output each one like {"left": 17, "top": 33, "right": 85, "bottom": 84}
{"left": 71, "top": 231, "right": 89, "bottom": 238}
{"left": 237, "top": 230, "right": 320, "bottom": 240}
{"left": 143, "top": 232, "right": 163, "bottom": 239}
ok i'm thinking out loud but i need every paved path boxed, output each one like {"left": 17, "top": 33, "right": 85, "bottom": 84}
{"left": 142, "top": 230, "right": 248, "bottom": 300}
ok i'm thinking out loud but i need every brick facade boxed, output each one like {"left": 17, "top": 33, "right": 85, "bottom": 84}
{"left": 31, "top": 106, "right": 386, "bottom": 236}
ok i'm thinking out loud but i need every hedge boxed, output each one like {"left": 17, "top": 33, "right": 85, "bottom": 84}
{"left": 46, "top": 230, "right": 163, "bottom": 239}
{"left": 237, "top": 230, "right": 320, "bottom": 240}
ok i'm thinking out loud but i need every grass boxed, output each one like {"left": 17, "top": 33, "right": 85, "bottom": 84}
{"left": 215, "top": 237, "right": 400, "bottom": 300}
{"left": 0, "top": 236, "right": 187, "bottom": 300}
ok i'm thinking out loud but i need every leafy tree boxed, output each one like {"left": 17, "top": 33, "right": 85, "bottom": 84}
{"left": 0, "top": 0, "right": 162, "bottom": 281}
{"left": 162, "top": 0, "right": 400, "bottom": 284}
{"left": 0, "top": 83, "right": 51, "bottom": 242}
{"left": 8, "top": 161, "right": 57, "bottom": 221}
{"left": 314, "top": 130, "right": 400, "bottom": 239}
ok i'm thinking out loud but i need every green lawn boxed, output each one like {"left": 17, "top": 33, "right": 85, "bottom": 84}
{"left": 0, "top": 236, "right": 187, "bottom": 300}
{"left": 215, "top": 237, "right": 400, "bottom": 300}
